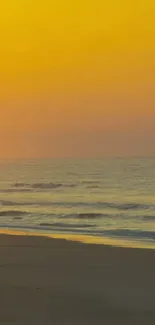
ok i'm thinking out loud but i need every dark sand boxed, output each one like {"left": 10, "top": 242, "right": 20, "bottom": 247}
{"left": 0, "top": 234, "right": 155, "bottom": 324}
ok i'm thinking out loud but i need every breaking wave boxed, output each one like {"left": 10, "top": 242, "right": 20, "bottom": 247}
{"left": 0, "top": 223, "right": 155, "bottom": 242}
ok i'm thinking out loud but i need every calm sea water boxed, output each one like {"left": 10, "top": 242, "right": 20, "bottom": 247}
{"left": 0, "top": 158, "right": 155, "bottom": 247}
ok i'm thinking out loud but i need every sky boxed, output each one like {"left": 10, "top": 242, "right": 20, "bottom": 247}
{"left": 0, "top": 0, "right": 155, "bottom": 158}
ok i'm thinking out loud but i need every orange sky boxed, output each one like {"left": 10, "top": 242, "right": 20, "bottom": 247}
{"left": 0, "top": 0, "right": 155, "bottom": 158}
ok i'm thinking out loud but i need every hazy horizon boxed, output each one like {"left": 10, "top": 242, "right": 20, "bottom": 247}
{"left": 0, "top": 155, "right": 155, "bottom": 162}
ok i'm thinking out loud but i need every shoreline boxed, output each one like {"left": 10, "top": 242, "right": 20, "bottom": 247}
{"left": 0, "top": 227, "right": 155, "bottom": 250}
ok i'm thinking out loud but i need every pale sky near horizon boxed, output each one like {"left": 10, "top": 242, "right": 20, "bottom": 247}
{"left": 0, "top": 1, "right": 155, "bottom": 158}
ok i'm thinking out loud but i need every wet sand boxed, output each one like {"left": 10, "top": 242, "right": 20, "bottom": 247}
{"left": 0, "top": 234, "right": 155, "bottom": 324}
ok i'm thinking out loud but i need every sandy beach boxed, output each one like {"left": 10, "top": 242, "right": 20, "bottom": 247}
{"left": 0, "top": 234, "right": 155, "bottom": 324}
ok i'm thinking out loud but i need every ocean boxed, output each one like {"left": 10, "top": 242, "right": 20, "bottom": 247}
{"left": 0, "top": 158, "right": 155, "bottom": 248}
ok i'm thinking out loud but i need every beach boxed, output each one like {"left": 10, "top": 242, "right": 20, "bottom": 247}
{"left": 0, "top": 233, "right": 155, "bottom": 324}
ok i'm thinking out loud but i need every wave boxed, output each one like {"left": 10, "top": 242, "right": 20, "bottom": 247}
{"left": 52, "top": 201, "right": 154, "bottom": 211}
{"left": 31, "top": 183, "right": 62, "bottom": 189}
{"left": 12, "top": 182, "right": 76, "bottom": 190}
{"left": 38, "top": 201, "right": 153, "bottom": 210}
{"left": 0, "top": 199, "right": 68, "bottom": 207}
{"left": 39, "top": 222, "right": 95, "bottom": 228}
{"left": 102, "top": 229, "right": 155, "bottom": 241}
{"left": 51, "top": 201, "right": 153, "bottom": 211}
{"left": 64, "top": 213, "right": 105, "bottom": 219}
{"left": 85, "top": 185, "right": 100, "bottom": 189}
{"left": 59, "top": 213, "right": 155, "bottom": 223}
{"left": 0, "top": 207, "right": 154, "bottom": 226}
{"left": 0, "top": 224, "right": 96, "bottom": 235}
{"left": 0, "top": 200, "right": 33, "bottom": 207}
{"left": 0, "top": 200, "right": 19, "bottom": 206}
{"left": 97, "top": 202, "right": 152, "bottom": 211}
{"left": 0, "top": 189, "right": 31, "bottom": 193}
{"left": 81, "top": 181, "right": 100, "bottom": 184}
{"left": 13, "top": 183, "right": 29, "bottom": 187}
{"left": 0, "top": 210, "right": 28, "bottom": 217}
{"left": 0, "top": 198, "right": 154, "bottom": 211}
{"left": 138, "top": 215, "right": 155, "bottom": 221}
{"left": 0, "top": 195, "right": 155, "bottom": 213}
{"left": 116, "top": 203, "right": 149, "bottom": 210}
{"left": 0, "top": 223, "right": 155, "bottom": 242}
{"left": 13, "top": 216, "right": 23, "bottom": 220}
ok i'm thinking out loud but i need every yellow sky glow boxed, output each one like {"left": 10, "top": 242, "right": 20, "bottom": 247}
{"left": 0, "top": 0, "right": 155, "bottom": 158}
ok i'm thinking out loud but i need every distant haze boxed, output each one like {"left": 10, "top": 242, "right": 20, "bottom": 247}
{"left": 0, "top": 1, "right": 155, "bottom": 158}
